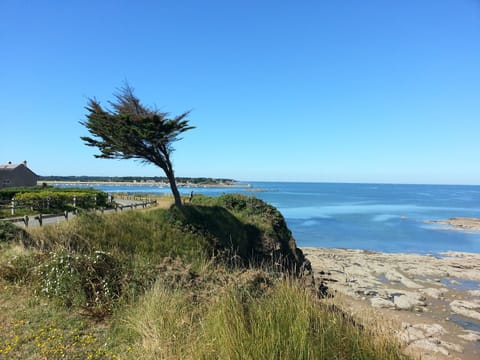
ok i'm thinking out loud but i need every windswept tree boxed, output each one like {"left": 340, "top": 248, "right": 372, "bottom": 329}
{"left": 80, "top": 84, "right": 194, "bottom": 207}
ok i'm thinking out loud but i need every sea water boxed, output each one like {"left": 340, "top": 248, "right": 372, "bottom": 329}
{"left": 57, "top": 182, "right": 480, "bottom": 254}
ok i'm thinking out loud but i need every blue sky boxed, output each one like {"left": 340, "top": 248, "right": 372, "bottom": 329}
{"left": 1, "top": 0, "right": 479, "bottom": 184}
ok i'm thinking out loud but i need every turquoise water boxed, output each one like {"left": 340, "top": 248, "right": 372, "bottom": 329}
{"left": 57, "top": 182, "right": 480, "bottom": 254}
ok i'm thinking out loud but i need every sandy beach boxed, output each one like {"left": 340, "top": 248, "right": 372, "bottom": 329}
{"left": 303, "top": 246, "right": 480, "bottom": 360}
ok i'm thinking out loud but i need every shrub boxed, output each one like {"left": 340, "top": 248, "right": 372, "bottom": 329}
{"left": 0, "top": 221, "right": 29, "bottom": 243}
{"left": 37, "top": 251, "right": 124, "bottom": 315}
{"left": 0, "top": 186, "right": 109, "bottom": 215}
{"left": 0, "top": 251, "right": 44, "bottom": 284}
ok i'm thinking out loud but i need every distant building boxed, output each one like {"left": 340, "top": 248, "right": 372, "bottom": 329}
{"left": 0, "top": 161, "right": 39, "bottom": 188}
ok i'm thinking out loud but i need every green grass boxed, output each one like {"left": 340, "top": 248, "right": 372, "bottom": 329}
{"left": 122, "top": 276, "right": 407, "bottom": 360}
{"left": 0, "top": 280, "right": 121, "bottom": 359}
{"left": 0, "top": 194, "right": 410, "bottom": 359}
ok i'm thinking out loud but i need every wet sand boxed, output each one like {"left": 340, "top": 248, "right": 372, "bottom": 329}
{"left": 303, "top": 247, "right": 480, "bottom": 360}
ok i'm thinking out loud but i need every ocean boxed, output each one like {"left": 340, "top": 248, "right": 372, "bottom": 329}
{"left": 57, "top": 182, "right": 480, "bottom": 254}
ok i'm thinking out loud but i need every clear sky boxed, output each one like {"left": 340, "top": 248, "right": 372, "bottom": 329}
{"left": 1, "top": 0, "right": 479, "bottom": 184}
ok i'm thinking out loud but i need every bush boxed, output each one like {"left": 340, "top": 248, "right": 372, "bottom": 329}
{"left": 0, "top": 186, "right": 109, "bottom": 215}
{"left": 0, "top": 221, "right": 29, "bottom": 243}
{"left": 37, "top": 251, "right": 124, "bottom": 315}
{"left": 190, "top": 194, "right": 308, "bottom": 272}
{"left": 0, "top": 251, "right": 44, "bottom": 284}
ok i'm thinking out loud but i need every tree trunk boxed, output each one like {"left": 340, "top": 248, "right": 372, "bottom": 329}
{"left": 165, "top": 170, "right": 182, "bottom": 207}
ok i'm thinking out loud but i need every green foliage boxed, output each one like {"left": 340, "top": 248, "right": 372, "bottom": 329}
{"left": 200, "top": 280, "right": 406, "bottom": 360}
{"left": 0, "top": 186, "right": 46, "bottom": 201}
{"left": 0, "top": 194, "right": 410, "bottom": 359}
{"left": 0, "top": 187, "right": 109, "bottom": 216}
{"left": 37, "top": 251, "right": 123, "bottom": 315}
{"left": 166, "top": 204, "right": 257, "bottom": 261}
{"left": 124, "top": 277, "right": 407, "bottom": 360}
{"left": 0, "top": 251, "right": 44, "bottom": 284}
{"left": 55, "top": 210, "right": 211, "bottom": 261}
{"left": 190, "top": 194, "right": 307, "bottom": 271}
{"left": 80, "top": 83, "right": 195, "bottom": 206}
{"left": 0, "top": 284, "right": 121, "bottom": 359}
{"left": 0, "top": 221, "right": 29, "bottom": 243}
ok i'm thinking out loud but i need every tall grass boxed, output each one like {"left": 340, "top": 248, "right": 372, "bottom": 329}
{"left": 27, "top": 209, "right": 211, "bottom": 263}
{"left": 124, "top": 277, "right": 407, "bottom": 360}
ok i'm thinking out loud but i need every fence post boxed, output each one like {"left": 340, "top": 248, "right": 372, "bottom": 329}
{"left": 23, "top": 215, "right": 29, "bottom": 227}
{"left": 38, "top": 213, "right": 43, "bottom": 226}
{"left": 73, "top": 196, "right": 76, "bottom": 208}
{"left": 11, "top": 197, "right": 15, "bottom": 216}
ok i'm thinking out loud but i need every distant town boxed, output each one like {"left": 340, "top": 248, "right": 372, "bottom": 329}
{"left": 38, "top": 176, "right": 239, "bottom": 187}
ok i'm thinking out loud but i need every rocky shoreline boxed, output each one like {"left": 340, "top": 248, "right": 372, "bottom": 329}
{"left": 425, "top": 218, "right": 480, "bottom": 232}
{"left": 303, "top": 247, "right": 480, "bottom": 360}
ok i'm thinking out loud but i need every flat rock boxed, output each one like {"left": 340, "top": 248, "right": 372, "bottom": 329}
{"left": 399, "top": 323, "right": 447, "bottom": 343}
{"left": 467, "top": 289, "right": 480, "bottom": 297}
{"left": 458, "top": 331, "right": 480, "bottom": 342}
{"left": 414, "top": 323, "right": 447, "bottom": 338}
{"left": 421, "top": 287, "right": 447, "bottom": 299}
{"left": 450, "top": 299, "right": 480, "bottom": 321}
{"left": 393, "top": 295, "right": 425, "bottom": 310}
{"left": 370, "top": 297, "right": 395, "bottom": 309}
{"left": 406, "top": 338, "right": 449, "bottom": 356}
{"left": 385, "top": 269, "right": 423, "bottom": 289}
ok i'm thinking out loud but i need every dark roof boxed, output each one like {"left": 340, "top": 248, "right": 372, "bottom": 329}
{"left": 0, "top": 163, "right": 38, "bottom": 176}
{"left": 0, "top": 163, "right": 21, "bottom": 171}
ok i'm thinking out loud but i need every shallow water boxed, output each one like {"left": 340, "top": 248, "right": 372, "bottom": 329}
{"left": 450, "top": 314, "right": 480, "bottom": 335}
{"left": 439, "top": 278, "right": 480, "bottom": 292}
{"left": 57, "top": 182, "right": 480, "bottom": 254}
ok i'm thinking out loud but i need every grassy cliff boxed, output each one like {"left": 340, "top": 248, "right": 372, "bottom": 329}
{"left": 0, "top": 194, "right": 408, "bottom": 359}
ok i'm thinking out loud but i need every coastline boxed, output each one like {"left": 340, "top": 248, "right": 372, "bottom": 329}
{"left": 425, "top": 218, "right": 480, "bottom": 232}
{"left": 39, "top": 180, "right": 250, "bottom": 188}
{"left": 303, "top": 247, "right": 480, "bottom": 360}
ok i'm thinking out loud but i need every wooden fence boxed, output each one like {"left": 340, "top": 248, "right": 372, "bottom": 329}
{"left": 0, "top": 198, "right": 157, "bottom": 227}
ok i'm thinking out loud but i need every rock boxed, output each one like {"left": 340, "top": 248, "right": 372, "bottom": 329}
{"left": 421, "top": 287, "right": 447, "bottom": 299}
{"left": 413, "top": 323, "right": 447, "bottom": 338}
{"left": 468, "top": 289, "right": 480, "bottom": 297}
{"left": 370, "top": 297, "right": 395, "bottom": 309}
{"left": 400, "top": 323, "right": 462, "bottom": 357}
{"left": 458, "top": 331, "right": 480, "bottom": 342}
{"left": 441, "top": 341, "right": 464, "bottom": 353}
{"left": 399, "top": 323, "right": 447, "bottom": 343}
{"left": 394, "top": 293, "right": 426, "bottom": 311}
{"left": 398, "top": 325, "right": 425, "bottom": 343}
{"left": 450, "top": 299, "right": 480, "bottom": 321}
{"left": 303, "top": 247, "right": 480, "bottom": 360}
{"left": 385, "top": 269, "right": 423, "bottom": 289}
{"left": 406, "top": 339, "right": 449, "bottom": 356}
